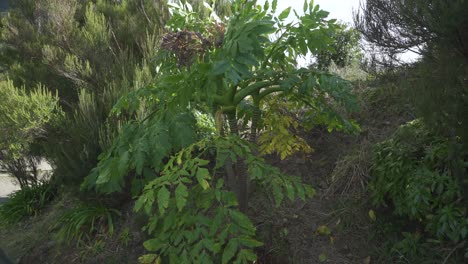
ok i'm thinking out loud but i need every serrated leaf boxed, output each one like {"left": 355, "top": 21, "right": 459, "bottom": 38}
{"left": 284, "top": 181, "right": 295, "bottom": 201}
{"left": 196, "top": 168, "right": 210, "bottom": 190}
{"left": 294, "top": 180, "right": 306, "bottom": 200}
{"left": 239, "top": 237, "right": 263, "bottom": 248}
{"left": 272, "top": 181, "right": 284, "bottom": 206}
{"left": 278, "top": 7, "right": 291, "bottom": 20}
{"left": 203, "top": 238, "right": 216, "bottom": 252}
{"left": 211, "top": 61, "right": 230, "bottom": 75}
{"left": 157, "top": 186, "right": 170, "bottom": 215}
{"left": 238, "top": 249, "right": 257, "bottom": 261}
{"left": 272, "top": 0, "right": 278, "bottom": 13}
{"left": 134, "top": 194, "right": 146, "bottom": 212}
{"left": 309, "top": 0, "right": 315, "bottom": 13}
{"left": 222, "top": 239, "right": 238, "bottom": 264}
{"left": 175, "top": 184, "right": 188, "bottom": 211}
{"left": 263, "top": 0, "right": 269, "bottom": 11}
{"left": 231, "top": 210, "right": 255, "bottom": 233}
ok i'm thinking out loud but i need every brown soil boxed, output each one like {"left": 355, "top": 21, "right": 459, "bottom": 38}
{"left": 253, "top": 83, "right": 414, "bottom": 263}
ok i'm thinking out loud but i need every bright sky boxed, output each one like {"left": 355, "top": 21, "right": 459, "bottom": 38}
{"left": 256, "top": 0, "right": 419, "bottom": 62}
{"left": 257, "top": 0, "right": 363, "bottom": 24}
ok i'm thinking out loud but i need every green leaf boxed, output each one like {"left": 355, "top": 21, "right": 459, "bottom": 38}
{"left": 317, "top": 10, "right": 330, "bottom": 19}
{"left": 317, "top": 225, "right": 331, "bottom": 236}
{"left": 138, "top": 254, "right": 159, "bottom": 264}
{"left": 239, "top": 237, "right": 263, "bottom": 248}
{"left": 309, "top": 0, "right": 315, "bottom": 13}
{"left": 175, "top": 184, "right": 188, "bottom": 211}
{"left": 196, "top": 168, "right": 210, "bottom": 190}
{"left": 272, "top": 181, "right": 284, "bottom": 206}
{"left": 303, "top": 0, "right": 308, "bottom": 13}
{"left": 238, "top": 249, "right": 257, "bottom": 261}
{"left": 157, "top": 186, "right": 170, "bottom": 215}
{"left": 278, "top": 7, "right": 291, "bottom": 20}
{"left": 319, "top": 252, "right": 327, "bottom": 262}
{"left": 134, "top": 144, "right": 146, "bottom": 175}
{"left": 231, "top": 210, "right": 255, "bottom": 233}
{"left": 272, "top": 0, "right": 278, "bottom": 13}
{"left": 294, "top": 180, "right": 306, "bottom": 200}
{"left": 222, "top": 239, "right": 238, "bottom": 264}
{"left": 305, "top": 185, "right": 316, "bottom": 198}
{"left": 263, "top": 0, "right": 269, "bottom": 11}
{"left": 212, "top": 61, "right": 230, "bottom": 75}
{"left": 284, "top": 181, "right": 295, "bottom": 201}
{"left": 143, "top": 238, "right": 163, "bottom": 251}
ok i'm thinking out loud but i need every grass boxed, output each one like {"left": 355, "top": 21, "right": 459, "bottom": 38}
{"left": 0, "top": 194, "right": 66, "bottom": 262}
{"left": 325, "top": 141, "right": 372, "bottom": 197}
{"left": 54, "top": 203, "right": 121, "bottom": 244}
{"left": 0, "top": 182, "right": 56, "bottom": 225}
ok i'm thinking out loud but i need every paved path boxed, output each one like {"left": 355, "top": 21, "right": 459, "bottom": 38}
{"left": 0, "top": 174, "right": 20, "bottom": 202}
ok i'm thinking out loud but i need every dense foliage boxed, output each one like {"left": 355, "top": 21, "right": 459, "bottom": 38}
{"left": 371, "top": 120, "right": 467, "bottom": 259}
{"left": 80, "top": 0, "right": 358, "bottom": 262}
{"left": 0, "top": 0, "right": 232, "bottom": 185}
{"left": 0, "top": 182, "right": 56, "bottom": 224}
{"left": 313, "top": 23, "right": 361, "bottom": 71}
{"left": 0, "top": 80, "right": 60, "bottom": 187}
{"left": 3, "top": 0, "right": 466, "bottom": 263}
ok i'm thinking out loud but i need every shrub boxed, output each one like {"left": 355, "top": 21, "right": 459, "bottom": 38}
{"left": 371, "top": 119, "right": 467, "bottom": 244}
{"left": 54, "top": 203, "right": 121, "bottom": 244}
{"left": 0, "top": 182, "right": 56, "bottom": 224}
{"left": 0, "top": 80, "right": 61, "bottom": 188}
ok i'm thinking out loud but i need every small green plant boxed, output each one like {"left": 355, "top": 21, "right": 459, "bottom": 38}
{"left": 0, "top": 182, "right": 56, "bottom": 224}
{"left": 54, "top": 203, "right": 121, "bottom": 244}
{"left": 78, "top": 239, "right": 106, "bottom": 261}
{"left": 119, "top": 227, "right": 132, "bottom": 247}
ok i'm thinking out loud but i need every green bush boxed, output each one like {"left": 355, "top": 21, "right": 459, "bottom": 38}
{"left": 54, "top": 203, "right": 121, "bottom": 244}
{"left": 0, "top": 182, "right": 56, "bottom": 224}
{"left": 371, "top": 119, "right": 467, "bottom": 249}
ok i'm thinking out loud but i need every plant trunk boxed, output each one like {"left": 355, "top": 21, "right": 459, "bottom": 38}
{"left": 250, "top": 106, "right": 261, "bottom": 142}
{"left": 226, "top": 113, "right": 248, "bottom": 212}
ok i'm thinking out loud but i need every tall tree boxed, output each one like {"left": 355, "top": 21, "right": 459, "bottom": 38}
{"left": 354, "top": 0, "right": 468, "bottom": 143}
{"left": 354, "top": 0, "right": 468, "bottom": 62}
